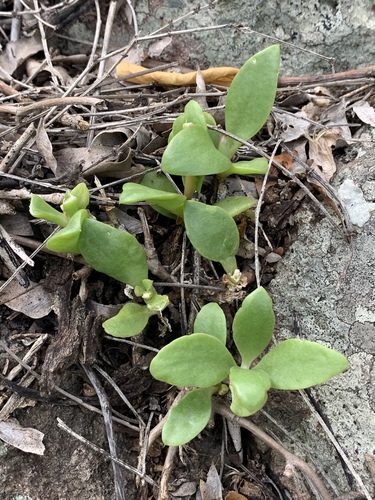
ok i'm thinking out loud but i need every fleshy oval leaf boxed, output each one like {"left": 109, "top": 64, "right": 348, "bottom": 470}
{"left": 214, "top": 195, "right": 257, "bottom": 218}
{"left": 46, "top": 209, "right": 89, "bottom": 254}
{"left": 69, "top": 182, "right": 90, "bottom": 210}
{"left": 150, "top": 333, "right": 236, "bottom": 388}
{"left": 79, "top": 218, "right": 148, "bottom": 287}
{"left": 223, "top": 158, "right": 269, "bottom": 177}
{"left": 255, "top": 339, "right": 349, "bottom": 390}
{"left": 103, "top": 302, "right": 154, "bottom": 338}
{"left": 162, "top": 387, "right": 214, "bottom": 446}
{"left": 140, "top": 170, "right": 179, "bottom": 218}
{"left": 184, "top": 200, "right": 239, "bottom": 262}
{"left": 120, "top": 183, "right": 186, "bottom": 218}
{"left": 30, "top": 195, "right": 68, "bottom": 227}
{"left": 168, "top": 100, "right": 208, "bottom": 142}
{"left": 62, "top": 191, "right": 79, "bottom": 218}
{"left": 224, "top": 45, "right": 280, "bottom": 157}
{"left": 233, "top": 287, "right": 275, "bottom": 368}
{"left": 193, "top": 303, "right": 227, "bottom": 345}
{"left": 162, "top": 125, "right": 232, "bottom": 176}
{"left": 229, "top": 366, "right": 271, "bottom": 417}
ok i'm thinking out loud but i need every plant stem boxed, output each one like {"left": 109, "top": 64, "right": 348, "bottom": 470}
{"left": 183, "top": 175, "right": 197, "bottom": 200}
{"left": 213, "top": 401, "right": 333, "bottom": 500}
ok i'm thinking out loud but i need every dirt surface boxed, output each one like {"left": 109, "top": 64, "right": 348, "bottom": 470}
{"left": 0, "top": 1, "right": 375, "bottom": 500}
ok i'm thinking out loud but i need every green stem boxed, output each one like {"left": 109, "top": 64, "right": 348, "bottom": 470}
{"left": 184, "top": 175, "right": 197, "bottom": 200}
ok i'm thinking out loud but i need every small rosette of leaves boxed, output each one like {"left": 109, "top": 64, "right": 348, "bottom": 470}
{"left": 150, "top": 287, "right": 348, "bottom": 445}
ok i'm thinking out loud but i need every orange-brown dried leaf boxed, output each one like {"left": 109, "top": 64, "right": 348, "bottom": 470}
{"left": 116, "top": 61, "right": 239, "bottom": 87}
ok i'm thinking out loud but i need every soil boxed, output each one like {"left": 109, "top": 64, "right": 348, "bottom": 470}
{"left": 0, "top": 2, "right": 374, "bottom": 500}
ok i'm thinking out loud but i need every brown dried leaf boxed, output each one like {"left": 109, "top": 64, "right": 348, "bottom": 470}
{"left": 274, "top": 110, "right": 309, "bottom": 142}
{"left": 353, "top": 101, "right": 375, "bottom": 126}
{"left": 116, "top": 61, "right": 239, "bottom": 87}
{"left": 25, "top": 58, "right": 74, "bottom": 86}
{"left": 0, "top": 419, "right": 45, "bottom": 455}
{"left": 0, "top": 34, "right": 42, "bottom": 80}
{"left": 308, "top": 128, "right": 340, "bottom": 181}
{"left": 0, "top": 280, "right": 53, "bottom": 319}
{"left": 200, "top": 464, "right": 223, "bottom": 500}
{"left": 36, "top": 120, "right": 58, "bottom": 174}
{"left": 148, "top": 37, "right": 172, "bottom": 58}
{"left": 225, "top": 493, "right": 247, "bottom": 500}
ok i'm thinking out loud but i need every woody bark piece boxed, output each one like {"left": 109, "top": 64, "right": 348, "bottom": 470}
{"left": 40, "top": 260, "right": 99, "bottom": 395}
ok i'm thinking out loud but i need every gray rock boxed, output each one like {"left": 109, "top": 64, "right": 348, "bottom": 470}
{"left": 267, "top": 127, "right": 375, "bottom": 496}
{"left": 132, "top": 0, "right": 375, "bottom": 74}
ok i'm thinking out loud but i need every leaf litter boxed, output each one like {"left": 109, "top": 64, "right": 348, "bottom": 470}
{"left": 0, "top": 1, "right": 374, "bottom": 499}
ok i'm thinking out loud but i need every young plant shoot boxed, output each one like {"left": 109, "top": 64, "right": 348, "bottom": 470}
{"left": 150, "top": 287, "right": 348, "bottom": 446}
{"left": 30, "top": 183, "right": 169, "bottom": 338}
{"left": 120, "top": 45, "right": 280, "bottom": 280}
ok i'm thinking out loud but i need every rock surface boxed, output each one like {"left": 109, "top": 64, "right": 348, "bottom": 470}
{"left": 111, "top": 0, "right": 375, "bottom": 74}
{"left": 267, "top": 127, "right": 375, "bottom": 497}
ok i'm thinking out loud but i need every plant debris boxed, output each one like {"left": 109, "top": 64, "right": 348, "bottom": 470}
{"left": 0, "top": 1, "right": 374, "bottom": 499}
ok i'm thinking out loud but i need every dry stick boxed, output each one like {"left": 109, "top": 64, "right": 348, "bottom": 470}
{"left": 179, "top": 231, "right": 188, "bottom": 335}
{"left": 299, "top": 391, "right": 373, "bottom": 500}
{"left": 158, "top": 446, "right": 178, "bottom": 500}
{"left": 147, "top": 389, "right": 188, "bottom": 449}
{"left": 104, "top": 336, "right": 159, "bottom": 354}
{"left": 136, "top": 411, "right": 154, "bottom": 489}
{"left": 207, "top": 125, "right": 344, "bottom": 234}
{"left": 32, "top": 0, "right": 59, "bottom": 87}
{"left": 0, "top": 339, "right": 139, "bottom": 431}
{"left": 81, "top": 0, "right": 101, "bottom": 86}
{"left": 83, "top": 365, "right": 127, "bottom": 500}
{"left": 87, "top": 0, "right": 118, "bottom": 147}
{"left": 260, "top": 408, "right": 340, "bottom": 495}
{"left": 0, "top": 122, "right": 35, "bottom": 172}
{"left": 57, "top": 418, "right": 156, "bottom": 487}
{"left": 10, "top": 0, "right": 23, "bottom": 41}
{"left": 0, "top": 226, "right": 61, "bottom": 294}
{"left": 278, "top": 66, "right": 375, "bottom": 87}
{"left": 281, "top": 143, "right": 354, "bottom": 235}
{"left": 94, "top": 363, "right": 145, "bottom": 427}
{"left": 138, "top": 207, "right": 177, "bottom": 283}
{"left": 148, "top": 0, "right": 219, "bottom": 37}
{"left": 213, "top": 402, "right": 333, "bottom": 500}
{"left": 254, "top": 140, "right": 280, "bottom": 287}
{"left": 124, "top": 0, "right": 139, "bottom": 36}
{"left": 237, "top": 26, "right": 334, "bottom": 66}
{"left": 0, "top": 96, "right": 103, "bottom": 117}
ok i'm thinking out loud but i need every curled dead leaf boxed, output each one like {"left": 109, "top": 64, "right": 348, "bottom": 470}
{"left": 0, "top": 419, "right": 45, "bottom": 455}
{"left": 116, "top": 61, "right": 239, "bottom": 87}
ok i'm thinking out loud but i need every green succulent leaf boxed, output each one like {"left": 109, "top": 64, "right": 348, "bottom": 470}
{"left": 46, "top": 209, "right": 89, "bottom": 254}
{"left": 193, "top": 302, "right": 227, "bottom": 345}
{"left": 168, "top": 100, "right": 208, "bottom": 142}
{"left": 120, "top": 183, "right": 186, "bottom": 218}
{"left": 221, "top": 158, "right": 269, "bottom": 178}
{"left": 229, "top": 366, "right": 271, "bottom": 417}
{"left": 184, "top": 200, "right": 239, "bottom": 262}
{"left": 255, "top": 339, "right": 349, "bottom": 389}
{"left": 69, "top": 182, "right": 90, "bottom": 210}
{"left": 219, "top": 255, "right": 239, "bottom": 276}
{"left": 102, "top": 302, "right": 154, "bottom": 338}
{"left": 140, "top": 170, "right": 179, "bottom": 217}
{"left": 162, "top": 124, "right": 232, "bottom": 176}
{"left": 30, "top": 195, "right": 68, "bottom": 227}
{"left": 79, "top": 218, "right": 148, "bottom": 287}
{"left": 223, "top": 45, "right": 280, "bottom": 157}
{"left": 214, "top": 195, "right": 257, "bottom": 218}
{"left": 232, "top": 287, "right": 275, "bottom": 368}
{"left": 162, "top": 387, "right": 215, "bottom": 446}
{"left": 150, "top": 333, "right": 236, "bottom": 388}
{"left": 140, "top": 170, "right": 176, "bottom": 192}
{"left": 62, "top": 183, "right": 90, "bottom": 218}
